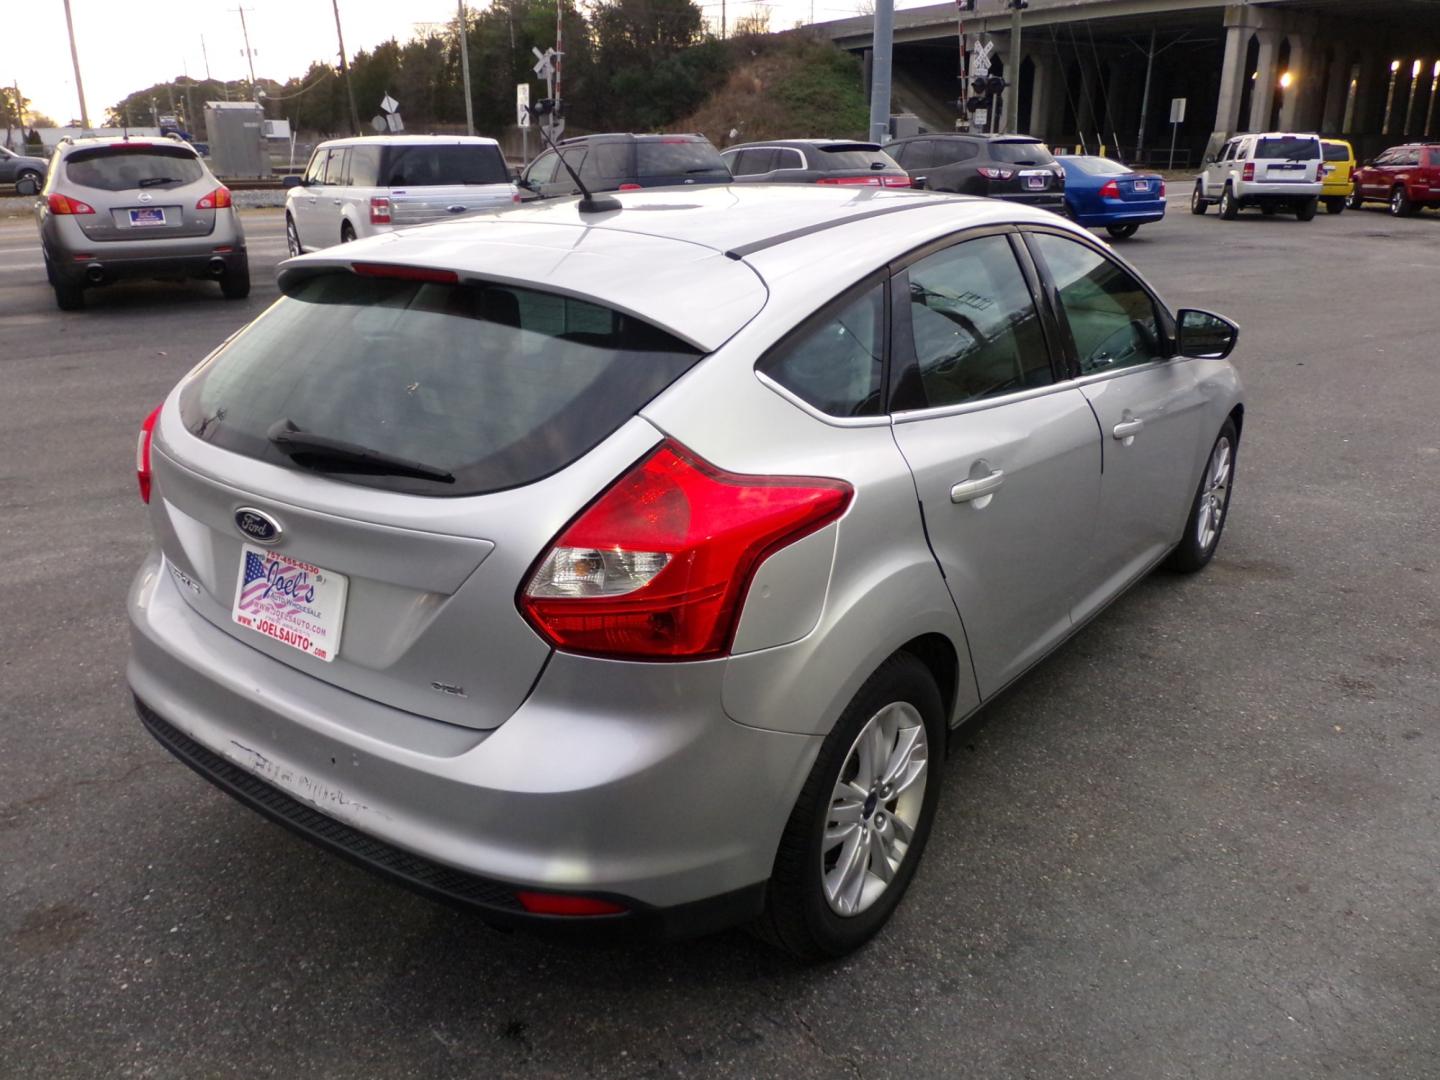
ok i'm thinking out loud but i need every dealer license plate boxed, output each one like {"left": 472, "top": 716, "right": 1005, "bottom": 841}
{"left": 1026, "top": 175, "right": 1046, "bottom": 189}
{"left": 1133, "top": 179, "right": 1151, "bottom": 192}
{"left": 129, "top": 207, "right": 167, "bottom": 227}
{"left": 232, "top": 544, "right": 348, "bottom": 662}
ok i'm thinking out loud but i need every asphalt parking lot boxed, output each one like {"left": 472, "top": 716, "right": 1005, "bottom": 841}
{"left": 2, "top": 200, "right": 1438, "bottom": 1079}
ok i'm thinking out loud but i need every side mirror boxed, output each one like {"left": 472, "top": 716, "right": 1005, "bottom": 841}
{"left": 282, "top": 174, "right": 303, "bottom": 189}
{"left": 15, "top": 175, "right": 40, "bottom": 196}
{"left": 1202, "top": 155, "right": 1216, "bottom": 166}
{"left": 516, "top": 177, "right": 538, "bottom": 192}
{"left": 1175, "top": 309, "right": 1239, "bottom": 360}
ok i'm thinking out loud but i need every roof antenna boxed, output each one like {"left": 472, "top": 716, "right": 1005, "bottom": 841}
{"left": 528, "top": 98, "right": 620, "bottom": 214}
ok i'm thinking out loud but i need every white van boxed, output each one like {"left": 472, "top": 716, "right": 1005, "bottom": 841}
{"left": 284, "top": 135, "right": 518, "bottom": 254}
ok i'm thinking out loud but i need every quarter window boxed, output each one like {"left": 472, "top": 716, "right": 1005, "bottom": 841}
{"left": 758, "top": 282, "right": 884, "bottom": 417}
{"left": 898, "top": 235, "right": 1052, "bottom": 408}
{"left": 1030, "top": 233, "right": 1162, "bottom": 375}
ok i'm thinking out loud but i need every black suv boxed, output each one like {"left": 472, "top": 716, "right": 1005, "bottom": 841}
{"left": 519, "top": 133, "right": 731, "bottom": 200}
{"left": 888, "top": 134, "right": 1065, "bottom": 210}
{"left": 722, "top": 139, "right": 911, "bottom": 188}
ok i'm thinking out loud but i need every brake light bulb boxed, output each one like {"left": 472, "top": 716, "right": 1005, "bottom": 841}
{"left": 137, "top": 405, "right": 162, "bottom": 503}
{"left": 520, "top": 441, "right": 853, "bottom": 660}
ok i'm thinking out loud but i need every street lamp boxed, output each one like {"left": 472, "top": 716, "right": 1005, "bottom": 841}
{"left": 1279, "top": 71, "right": 1293, "bottom": 90}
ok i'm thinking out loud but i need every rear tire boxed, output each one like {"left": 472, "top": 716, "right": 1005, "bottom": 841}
{"left": 753, "top": 652, "right": 944, "bottom": 960}
{"left": 52, "top": 279, "right": 84, "bottom": 311}
{"left": 1295, "top": 198, "right": 1318, "bottom": 222}
{"left": 220, "top": 260, "right": 251, "bottom": 300}
{"left": 1166, "top": 419, "right": 1238, "bottom": 574}
{"left": 1324, "top": 197, "right": 1345, "bottom": 215}
{"left": 1106, "top": 223, "right": 1139, "bottom": 240}
{"left": 1219, "top": 186, "right": 1238, "bottom": 220}
{"left": 1190, "top": 182, "right": 1209, "bottom": 215}
{"left": 1391, "top": 186, "right": 1413, "bottom": 217}
{"left": 340, "top": 221, "right": 357, "bottom": 244}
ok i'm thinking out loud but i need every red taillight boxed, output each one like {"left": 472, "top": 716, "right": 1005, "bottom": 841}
{"left": 351, "top": 262, "right": 459, "bottom": 284}
{"left": 47, "top": 193, "right": 96, "bottom": 215}
{"left": 816, "top": 175, "right": 882, "bottom": 186}
{"left": 1098, "top": 179, "right": 1121, "bottom": 198}
{"left": 1242, "top": 162, "right": 1255, "bottom": 181}
{"left": 617, "top": 183, "right": 642, "bottom": 191}
{"left": 195, "top": 186, "right": 232, "bottom": 209}
{"left": 515, "top": 891, "right": 627, "bottom": 917}
{"left": 370, "top": 196, "right": 391, "bottom": 224}
{"left": 881, "top": 175, "right": 912, "bottom": 187}
{"left": 137, "top": 405, "right": 161, "bottom": 503}
{"left": 976, "top": 167, "right": 1015, "bottom": 180}
{"left": 519, "top": 440, "right": 853, "bottom": 660}
{"left": 1158, "top": 179, "right": 1166, "bottom": 197}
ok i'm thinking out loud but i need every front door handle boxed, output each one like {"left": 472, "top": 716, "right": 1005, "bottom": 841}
{"left": 951, "top": 470, "right": 1005, "bottom": 504}
{"left": 1112, "top": 418, "right": 1145, "bottom": 440}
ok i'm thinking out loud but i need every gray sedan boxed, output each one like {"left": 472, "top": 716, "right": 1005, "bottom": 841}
{"left": 127, "top": 186, "right": 1242, "bottom": 958}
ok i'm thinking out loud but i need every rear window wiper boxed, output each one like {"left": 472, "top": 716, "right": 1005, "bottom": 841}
{"left": 267, "top": 418, "right": 455, "bottom": 483}
{"left": 138, "top": 176, "right": 183, "bottom": 187}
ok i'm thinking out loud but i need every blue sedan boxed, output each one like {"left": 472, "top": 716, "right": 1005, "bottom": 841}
{"left": 1057, "top": 156, "right": 1166, "bottom": 239}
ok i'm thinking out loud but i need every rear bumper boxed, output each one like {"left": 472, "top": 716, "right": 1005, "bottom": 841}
{"left": 1070, "top": 203, "right": 1166, "bottom": 227}
{"left": 1233, "top": 184, "right": 1321, "bottom": 203}
{"left": 126, "top": 550, "right": 819, "bottom": 931}
{"left": 988, "top": 190, "right": 1066, "bottom": 211}
{"left": 42, "top": 212, "right": 245, "bottom": 286}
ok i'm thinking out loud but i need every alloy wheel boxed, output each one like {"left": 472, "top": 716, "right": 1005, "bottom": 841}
{"left": 1196, "top": 435, "right": 1233, "bottom": 552}
{"left": 821, "top": 701, "right": 929, "bottom": 917}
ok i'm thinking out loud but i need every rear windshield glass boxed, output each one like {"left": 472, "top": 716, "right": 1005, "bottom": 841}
{"left": 1256, "top": 137, "right": 1319, "bottom": 160}
{"left": 66, "top": 145, "right": 204, "bottom": 190}
{"left": 1067, "top": 156, "right": 1130, "bottom": 176}
{"left": 989, "top": 141, "right": 1056, "bottom": 165}
{"left": 378, "top": 144, "right": 509, "bottom": 186}
{"left": 636, "top": 140, "right": 727, "bottom": 177}
{"left": 1322, "top": 142, "right": 1350, "bottom": 161}
{"left": 179, "top": 273, "right": 702, "bottom": 496}
{"left": 816, "top": 145, "right": 900, "bottom": 171}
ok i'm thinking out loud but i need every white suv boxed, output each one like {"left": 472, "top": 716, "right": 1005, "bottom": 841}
{"left": 1191, "top": 133, "right": 1324, "bottom": 221}
{"left": 284, "top": 135, "right": 518, "bottom": 254}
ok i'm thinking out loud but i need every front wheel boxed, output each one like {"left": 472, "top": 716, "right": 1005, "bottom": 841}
{"left": 285, "top": 214, "right": 303, "bottom": 257}
{"left": 754, "top": 652, "right": 944, "bottom": 960}
{"left": 1391, "top": 186, "right": 1413, "bottom": 217}
{"left": 1295, "top": 197, "right": 1318, "bottom": 222}
{"left": 1167, "top": 419, "right": 1237, "bottom": 573}
{"left": 1219, "top": 186, "right": 1238, "bottom": 220}
{"left": 1106, "top": 223, "right": 1139, "bottom": 240}
{"left": 1190, "top": 182, "right": 1209, "bottom": 215}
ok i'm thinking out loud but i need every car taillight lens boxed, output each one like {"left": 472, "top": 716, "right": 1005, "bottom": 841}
{"left": 816, "top": 175, "right": 882, "bottom": 185}
{"left": 519, "top": 440, "right": 853, "bottom": 660}
{"left": 617, "top": 183, "right": 642, "bottom": 191}
{"left": 977, "top": 167, "right": 1015, "bottom": 180}
{"left": 47, "top": 193, "right": 96, "bottom": 215}
{"left": 1098, "top": 179, "right": 1120, "bottom": 198}
{"left": 881, "top": 175, "right": 912, "bottom": 187}
{"left": 515, "top": 891, "right": 627, "bottom": 916}
{"left": 137, "top": 405, "right": 162, "bottom": 503}
{"left": 1242, "top": 162, "right": 1255, "bottom": 181}
{"left": 370, "top": 196, "right": 391, "bottom": 224}
{"left": 1158, "top": 179, "right": 1166, "bottom": 197}
{"left": 195, "top": 186, "right": 232, "bottom": 209}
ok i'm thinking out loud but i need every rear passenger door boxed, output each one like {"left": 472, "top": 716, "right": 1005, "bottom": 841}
{"left": 887, "top": 230, "right": 1101, "bottom": 698}
{"left": 1024, "top": 229, "right": 1208, "bottom": 620}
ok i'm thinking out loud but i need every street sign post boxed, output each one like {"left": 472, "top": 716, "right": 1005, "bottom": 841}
{"left": 1168, "top": 97, "right": 1186, "bottom": 169}
{"left": 381, "top": 93, "right": 399, "bottom": 115}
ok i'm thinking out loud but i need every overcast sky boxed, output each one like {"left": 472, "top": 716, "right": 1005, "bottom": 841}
{"left": 7, "top": 0, "right": 921, "bottom": 127}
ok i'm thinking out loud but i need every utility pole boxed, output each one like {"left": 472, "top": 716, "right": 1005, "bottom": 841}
{"left": 233, "top": 7, "right": 259, "bottom": 100}
{"left": 1004, "top": 0, "right": 1027, "bottom": 133}
{"left": 555, "top": 0, "right": 563, "bottom": 119}
{"left": 331, "top": 0, "right": 362, "bottom": 135}
{"left": 457, "top": 1, "right": 475, "bottom": 135}
{"left": 868, "top": 0, "right": 894, "bottom": 144}
{"left": 1136, "top": 28, "right": 1155, "bottom": 159}
{"left": 61, "top": 0, "right": 92, "bottom": 129}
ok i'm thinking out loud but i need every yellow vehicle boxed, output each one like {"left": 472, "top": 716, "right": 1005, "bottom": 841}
{"left": 1320, "top": 138, "right": 1355, "bottom": 214}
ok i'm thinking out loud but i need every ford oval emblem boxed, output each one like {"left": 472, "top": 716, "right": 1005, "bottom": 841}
{"left": 234, "top": 507, "right": 283, "bottom": 545}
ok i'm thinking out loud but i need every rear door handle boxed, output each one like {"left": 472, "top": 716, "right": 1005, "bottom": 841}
{"left": 950, "top": 470, "right": 1005, "bottom": 504}
{"left": 1112, "top": 418, "right": 1145, "bottom": 440}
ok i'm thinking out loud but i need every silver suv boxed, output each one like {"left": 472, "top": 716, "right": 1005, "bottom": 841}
{"left": 284, "top": 135, "right": 518, "bottom": 254}
{"left": 128, "top": 186, "right": 1243, "bottom": 957}
{"left": 1192, "top": 132, "right": 1324, "bottom": 220}
{"left": 35, "top": 135, "right": 248, "bottom": 310}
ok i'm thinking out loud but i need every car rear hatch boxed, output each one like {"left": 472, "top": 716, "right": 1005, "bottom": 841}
{"left": 147, "top": 265, "right": 715, "bottom": 730}
{"left": 810, "top": 143, "right": 911, "bottom": 188}
{"left": 985, "top": 140, "right": 1063, "bottom": 197}
{"left": 62, "top": 143, "right": 220, "bottom": 241}
{"left": 1254, "top": 136, "right": 1321, "bottom": 183}
{"left": 378, "top": 143, "right": 517, "bottom": 227}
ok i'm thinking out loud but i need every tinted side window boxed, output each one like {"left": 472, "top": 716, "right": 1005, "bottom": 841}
{"left": 931, "top": 140, "right": 978, "bottom": 166}
{"left": 525, "top": 150, "right": 559, "bottom": 185}
{"left": 349, "top": 146, "right": 381, "bottom": 186}
{"left": 590, "top": 142, "right": 631, "bottom": 179}
{"left": 776, "top": 148, "right": 806, "bottom": 169}
{"left": 733, "top": 148, "right": 777, "bottom": 176}
{"left": 1030, "top": 233, "right": 1161, "bottom": 375}
{"left": 636, "top": 140, "right": 726, "bottom": 177}
{"left": 303, "top": 150, "right": 326, "bottom": 185}
{"left": 895, "top": 140, "right": 931, "bottom": 169}
{"left": 758, "top": 282, "right": 884, "bottom": 418}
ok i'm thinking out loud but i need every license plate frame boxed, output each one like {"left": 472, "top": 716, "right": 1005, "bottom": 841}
{"left": 1133, "top": 179, "right": 1151, "bottom": 192}
{"left": 1026, "top": 175, "right": 1046, "bottom": 190}
{"left": 128, "top": 207, "right": 167, "bottom": 227}
{"left": 232, "top": 543, "right": 348, "bottom": 662}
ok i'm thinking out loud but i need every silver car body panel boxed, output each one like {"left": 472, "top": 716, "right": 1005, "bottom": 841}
{"left": 131, "top": 185, "right": 1244, "bottom": 912}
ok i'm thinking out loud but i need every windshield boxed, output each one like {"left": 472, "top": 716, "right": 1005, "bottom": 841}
{"left": 1256, "top": 137, "right": 1320, "bottom": 160}
{"left": 65, "top": 145, "right": 203, "bottom": 190}
{"left": 989, "top": 141, "right": 1056, "bottom": 165}
{"left": 179, "top": 273, "right": 702, "bottom": 496}
{"left": 378, "top": 144, "right": 509, "bottom": 186}
{"left": 636, "top": 140, "right": 727, "bottom": 177}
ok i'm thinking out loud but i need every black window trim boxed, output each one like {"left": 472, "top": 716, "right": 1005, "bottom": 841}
{"left": 751, "top": 268, "right": 894, "bottom": 429}
{"left": 1018, "top": 225, "right": 1179, "bottom": 384}
{"left": 885, "top": 224, "right": 1067, "bottom": 418}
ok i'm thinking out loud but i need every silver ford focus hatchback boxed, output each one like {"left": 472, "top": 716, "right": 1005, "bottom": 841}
{"left": 128, "top": 186, "right": 1243, "bottom": 958}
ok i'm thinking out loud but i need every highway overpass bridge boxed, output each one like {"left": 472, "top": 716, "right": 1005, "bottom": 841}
{"left": 821, "top": 0, "right": 1440, "bottom": 164}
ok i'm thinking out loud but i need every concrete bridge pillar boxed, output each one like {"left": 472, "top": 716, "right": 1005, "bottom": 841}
{"left": 1028, "top": 52, "right": 1059, "bottom": 141}
{"left": 1279, "top": 35, "right": 1312, "bottom": 131}
{"left": 1321, "top": 48, "right": 1351, "bottom": 133}
{"left": 1250, "top": 31, "right": 1281, "bottom": 131}
{"left": 1210, "top": 19, "right": 1253, "bottom": 155}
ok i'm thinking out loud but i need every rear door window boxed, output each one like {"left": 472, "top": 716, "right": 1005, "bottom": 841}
{"left": 65, "top": 145, "right": 204, "bottom": 190}
{"left": 1255, "top": 136, "right": 1319, "bottom": 160}
{"left": 179, "top": 273, "right": 703, "bottom": 497}
{"left": 349, "top": 146, "right": 381, "bottom": 186}
{"left": 636, "top": 140, "right": 726, "bottom": 177}
{"left": 1322, "top": 142, "right": 1350, "bottom": 162}
{"left": 378, "top": 144, "right": 509, "bottom": 186}
{"left": 732, "top": 148, "right": 777, "bottom": 176}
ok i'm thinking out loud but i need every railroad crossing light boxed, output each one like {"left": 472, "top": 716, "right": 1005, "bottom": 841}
{"left": 986, "top": 74, "right": 1007, "bottom": 95}
{"left": 971, "top": 76, "right": 990, "bottom": 96}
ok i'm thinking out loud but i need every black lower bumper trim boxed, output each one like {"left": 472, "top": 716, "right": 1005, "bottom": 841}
{"left": 134, "top": 697, "right": 766, "bottom": 940}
